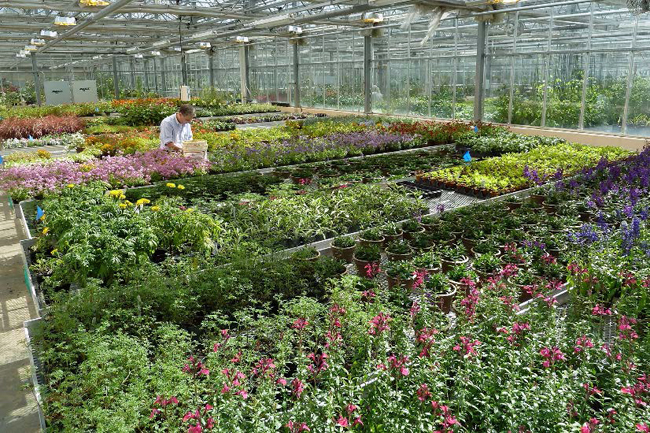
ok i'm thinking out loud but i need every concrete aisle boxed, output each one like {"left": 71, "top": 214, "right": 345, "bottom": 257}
{"left": 0, "top": 194, "right": 41, "bottom": 432}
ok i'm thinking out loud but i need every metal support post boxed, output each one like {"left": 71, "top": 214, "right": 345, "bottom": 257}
{"left": 473, "top": 19, "right": 487, "bottom": 123}
{"left": 153, "top": 57, "right": 159, "bottom": 94}
{"left": 293, "top": 41, "right": 300, "bottom": 108}
{"left": 159, "top": 57, "right": 167, "bottom": 97}
{"left": 622, "top": 16, "right": 639, "bottom": 135}
{"left": 129, "top": 58, "right": 136, "bottom": 89}
{"left": 208, "top": 51, "right": 215, "bottom": 89}
{"left": 507, "top": 12, "right": 519, "bottom": 124}
{"left": 143, "top": 59, "right": 150, "bottom": 91}
{"left": 239, "top": 45, "right": 250, "bottom": 102}
{"left": 181, "top": 53, "right": 188, "bottom": 86}
{"left": 31, "top": 53, "right": 41, "bottom": 106}
{"left": 363, "top": 35, "right": 372, "bottom": 114}
{"left": 578, "top": 2, "right": 595, "bottom": 130}
{"left": 112, "top": 57, "right": 120, "bottom": 99}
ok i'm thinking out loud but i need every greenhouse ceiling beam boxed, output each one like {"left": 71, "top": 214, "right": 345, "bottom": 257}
{"left": 0, "top": 0, "right": 255, "bottom": 20}
{"left": 12, "top": 0, "right": 136, "bottom": 68}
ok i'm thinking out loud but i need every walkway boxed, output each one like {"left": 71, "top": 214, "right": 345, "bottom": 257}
{"left": 0, "top": 194, "right": 41, "bottom": 432}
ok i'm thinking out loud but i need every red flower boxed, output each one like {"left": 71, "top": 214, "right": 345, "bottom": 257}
{"left": 369, "top": 312, "right": 391, "bottom": 336}
{"left": 292, "top": 318, "right": 309, "bottom": 330}
{"left": 417, "top": 383, "right": 432, "bottom": 402}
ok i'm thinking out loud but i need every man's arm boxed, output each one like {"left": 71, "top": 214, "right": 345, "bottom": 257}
{"left": 160, "top": 121, "right": 182, "bottom": 151}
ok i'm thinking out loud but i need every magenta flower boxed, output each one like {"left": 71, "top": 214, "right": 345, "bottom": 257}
{"left": 453, "top": 336, "right": 481, "bottom": 358}
{"left": 306, "top": 352, "right": 329, "bottom": 376}
{"left": 637, "top": 423, "right": 649, "bottom": 432}
{"left": 291, "top": 378, "right": 305, "bottom": 399}
{"left": 286, "top": 420, "right": 310, "bottom": 432}
{"left": 292, "top": 318, "right": 309, "bottom": 330}
{"left": 368, "top": 312, "right": 391, "bottom": 336}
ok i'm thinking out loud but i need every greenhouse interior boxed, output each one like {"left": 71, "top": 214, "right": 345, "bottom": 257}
{"left": 0, "top": 0, "right": 649, "bottom": 432}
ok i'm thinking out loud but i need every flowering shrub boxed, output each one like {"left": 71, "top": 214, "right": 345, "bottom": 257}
{"left": 0, "top": 115, "right": 85, "bottom": 140}
{"left": 0, "top": 149, "right": 210, "bottom": 201}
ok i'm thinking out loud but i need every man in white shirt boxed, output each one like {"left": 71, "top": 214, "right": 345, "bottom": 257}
{"left": 159, "top": 104, "right": 196, "bottom": 151}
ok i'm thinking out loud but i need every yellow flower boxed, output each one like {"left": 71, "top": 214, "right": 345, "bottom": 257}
{"left": 166, "top": 183, "right": 176, "bottom": 188}
{"left": 151, "top": 206, "right": 160, "bottom": 212}
{"left": 109, "top": 190, "right": 122, "bottom": 198}
{"left": 177, "top": 185, "right": 185, "bottom": 190}
{"left": 185, "top": 208, "right": 194, "bottom": 213}
{"left": 67, "top": 184, "right": 75, "bottom": 188}
{"left": 124, "top": 200, "right": 133, "bottom": 206}
{"left": 135, "top": 198, "right": 150, "bottom": 206}
{"left": 119, "top": 203, "right": 127, "bottom": 209}
{"left": 119, "top": 194, "right": 126, "bottom": 200}
{"left": 51, "top": 249, "right": 58, "bottom": 255}
{"left": 42, "top": 227, "right": 49, "bottom": 235}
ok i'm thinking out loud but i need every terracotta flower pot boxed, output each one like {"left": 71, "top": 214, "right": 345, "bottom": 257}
{"left": 382, "top": 231, "right": 403, "bottom": 247}
{"left": 358, "top": 236, "right": 385, "bottom": 248}
{"left": 386, "top": 274, "right": 415, "bottom": 291}
{"left": 331, "top": 244, "right": 355, "bottom": 263}
{"left": 403, "top": 227, "right": 425, "bottom": 241}
{"left": 353, "top": 256, "right": 380, "bottom": 277}
{"left": 434, "top": 288, "right": 457, "bottom": 314}
{"left": 386, "top": 250, "right": 413, "bottom": 262}
{"left": 440, "top": 255, "right": 469, "bottom": 273}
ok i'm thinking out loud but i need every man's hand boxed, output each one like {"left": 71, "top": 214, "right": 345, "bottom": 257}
{"left": 165, "top": 142, "right": 183, "bottom": 152}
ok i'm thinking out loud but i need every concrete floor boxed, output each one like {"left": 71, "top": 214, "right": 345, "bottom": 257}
{"left": 0, "top": 194, "right": 41, "bottom": 432}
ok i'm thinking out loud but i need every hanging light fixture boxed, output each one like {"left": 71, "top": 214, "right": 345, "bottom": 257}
{"left": 31, "top": 38, "right": 46, "bottom": 46}
{"left": 151, "top": 50, "right": 161, "bottom": 56}
{"left": 24, "top": 45, "right": 38, "bottom": 52}
{"left": 199, "top": 42, "right": 211, "bottom": 49}
{"left": 134, "top": 54, "right": 144, "bottom": 59}
{"left": 41, "top": 30, "right": 58, "bottom": 38}
{"left": 54, "top": 16, "right": 76, "bottom": 26}
{"left": 235, "top": 36, "right": 249, "bottom": 43}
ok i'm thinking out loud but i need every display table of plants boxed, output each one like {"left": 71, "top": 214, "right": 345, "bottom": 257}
{"left": 24, "top": 145, "right": 650, "bottom": 432}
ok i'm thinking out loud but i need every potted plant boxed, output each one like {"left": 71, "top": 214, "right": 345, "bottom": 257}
{"left": 290, "top": 168, "right": 314, "bottom": 185}
{"left": 381, "top": 223, "right": 403, "bottom": 247}
{"left": 409, "top": 232, "right": 435, "bottom": 252}
{"left": 420, "top": 215, "right": 440, "bottom": 232}
{"left": 385, "top": 260, "right": 416, "bottom": 291}
{"left": 529, "top": 188, "right": 548, "bottom": 206}
{"left": 461, "top": 227, "right": 485, "bottom": 252}
{"left": 447, "top": 264, "right": 477, "bottom": 296}
{"left": 385, "top": 240, "right": 413, "bottom": 262}
{"left": 412, "top": 251, "right": 440, "bottom": 275}
{"left": 575, "top": 202, "right": 595, "bottom": 222}
{"left": 331, "top": 236, "right": 356, "bottom": 263}
{"left": 292, "top": 246, "right": 320, "bottom": 262}
{"left": 440, "top": 244, "right": 469, "bottom": 273}
{"left": 504, "top": 195, "right": 523, "bottom": 212}
{"left": 510, "top": 269, "right": 540, "bottom": 303}
{"left": 401, "top": 219, "right": 425, "bottom": 240}
{"left": 471, "top": 238, "right": 502, "bottom": 258}
{"left": 353, "top": 244, "right": 381, "bottom": 277}
{"left": 472, "top": 253, "right": 502, "bottom": 281}
{"left": 358, "top": 228, "right": 385, "bottom": 248}
{"left": 422, "top": 272, "right": 456, "bottom": 314}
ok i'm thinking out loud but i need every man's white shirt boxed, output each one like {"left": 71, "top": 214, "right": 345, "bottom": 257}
{"left": 159, "top": 113, "right": 193, "bottom": 149}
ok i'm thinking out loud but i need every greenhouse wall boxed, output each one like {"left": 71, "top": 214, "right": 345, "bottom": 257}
{"left": 2, "top": 1, "right": 649, "bottom": 136}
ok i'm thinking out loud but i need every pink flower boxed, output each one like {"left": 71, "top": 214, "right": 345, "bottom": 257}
{"left": 286, "top": 421, "right": 310, "bottom": 432}
{"left": 188, "top": 424, "right": 203, "bottom": 433}
{"left": 335, "top": 416, "right": 349, "bottom": 427}
{"left": 150, "top": 408, "right": 161, "bottom": 419}
{"left": 235, "top": 389, "right": 249, "bottom": 400}
{"left": 276, "top": 377, "right": 287, "bottom": 386}
{"left": 291, "top": 378, "right": 305, "bottom": 399}
{"left": 637, "top": 423, "right": 650, "bottom": 432}
{"left": 369, "top": 312, "right": 391, "bottom": 336}
{"left": 292, "top": 318, "right": 308, "bottom": 330}
{"left": 454, "top": 336, "right": 481, "bottom": 358}
{"left": 306, "top": 352, "right": 329, "bottom": 376}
